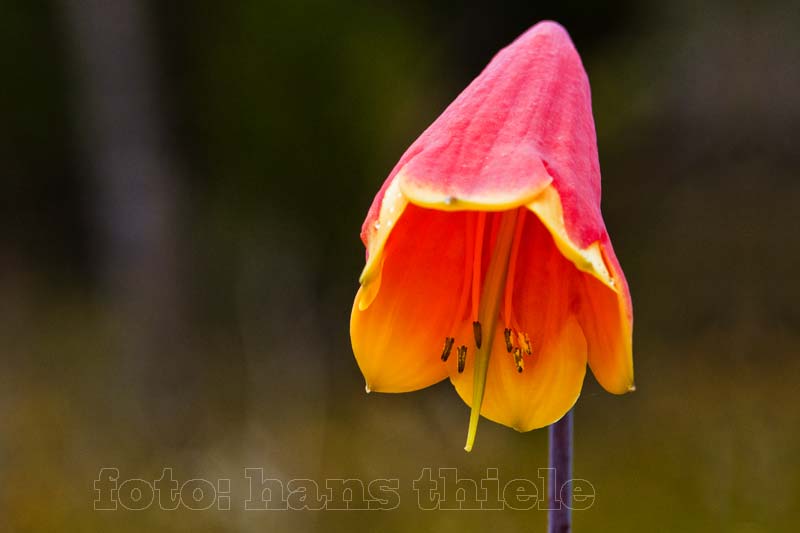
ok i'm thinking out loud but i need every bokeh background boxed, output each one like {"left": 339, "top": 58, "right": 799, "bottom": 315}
{"left": 2, "top": 0, "right": 799, "bottom": 531}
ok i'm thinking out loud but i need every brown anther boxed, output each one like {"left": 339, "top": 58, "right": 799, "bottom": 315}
{"left": 440, "top": 337, "right": 455, "bottom": 362}
{"left": 504, "top": 328, "right": 513, "bottom": 352}
{"left": 457, "top": 345, "right": 467, "bottom": 373}
{"left": 472, "top": 321, "right": 482, "bottom": 349}
{"left": 522, "top": 332, "right": 533, "bottom": 355}
{"left": 513, "top": 348, "right": 524, "bottom": 373}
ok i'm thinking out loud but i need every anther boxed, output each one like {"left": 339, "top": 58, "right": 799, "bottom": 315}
{"left": 473, "top": 321, "right": 482, "bottom": 349}
{"left": 521, "top": 332, "right": 533, "bottom": 355}
{"left": 441, "top": 337, "right": 455, "bottom": 362}
{"left": 513, "top": 348, "right": 524, "bottom": 373}
{"left": 503, "top": 328, "right": 513, "bottom": 353}
{"left": 457, "top": 345, "right": 467, "bottom": 373}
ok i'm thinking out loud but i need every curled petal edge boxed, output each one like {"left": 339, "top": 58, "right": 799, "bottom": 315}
{"left": 359, "top": 173, "right": 618, "bottom": 314}
{"left": 524, "top": 185, "right": 616, "bottom": 293}
{"left": 358, "top": 178, "right": 408, "bottom": 311}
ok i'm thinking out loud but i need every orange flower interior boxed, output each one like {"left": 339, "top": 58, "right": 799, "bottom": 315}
{"left": 351, "top": 202, "right": 629, "bottom": 450}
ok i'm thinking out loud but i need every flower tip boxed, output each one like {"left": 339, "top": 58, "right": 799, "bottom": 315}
{"left": 365, "top": 382, "right": 372, "bottom": 394}
{"left": 628, "top": 383, "right": 636, "bottom": 392}
{"left": 510, "top": 20, "right": 572, "bottom": 49}
{"left": 533, "top": 19, "right": 568, "bottom": 34}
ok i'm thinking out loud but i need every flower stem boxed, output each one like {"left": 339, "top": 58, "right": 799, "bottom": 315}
{"left": 548, "top": 409, "right": 573, "bottom": 533}
{"left": 464, "top": 209, "right": 519, "bottom": 452}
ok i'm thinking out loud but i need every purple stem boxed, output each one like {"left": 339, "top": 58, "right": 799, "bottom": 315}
{"left": 548, "top": 409, "right": 573, "bottom": 533}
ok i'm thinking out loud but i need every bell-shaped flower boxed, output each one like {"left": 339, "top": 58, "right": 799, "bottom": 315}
{"left": 350, "top": 21, "right": 634, "bottom": 450}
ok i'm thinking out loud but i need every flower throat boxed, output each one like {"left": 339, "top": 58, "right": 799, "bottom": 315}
{"left": 438, "top": 207, "right": 536, "bottom": 451}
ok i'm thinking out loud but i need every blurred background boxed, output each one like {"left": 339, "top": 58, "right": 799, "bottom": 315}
{"left": 2, "top": 0, "right": 799, "bottom": 531}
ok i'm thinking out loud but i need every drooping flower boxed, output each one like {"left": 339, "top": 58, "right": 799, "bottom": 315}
{"left": 350, "top": 21, "right": 634, "bottom": 451}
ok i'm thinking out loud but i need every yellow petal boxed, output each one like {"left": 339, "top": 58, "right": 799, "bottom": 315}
{"left": 526, "top": 184, "right": 634, "bottom": 394}
{"left": 577, "top": 245, "right": 634, "bottom": 394}
{"left": 350, "top": 206, "right": 471, "bottom": 393}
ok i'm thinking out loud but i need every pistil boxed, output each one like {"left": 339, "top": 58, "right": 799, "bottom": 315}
{"left": 465, "top": 208, "right": 520, "bottom": 452}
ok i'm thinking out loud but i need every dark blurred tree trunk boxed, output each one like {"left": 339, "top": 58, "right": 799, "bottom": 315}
{"left": 60, "top": 0, "right": 193, "bottom": 442}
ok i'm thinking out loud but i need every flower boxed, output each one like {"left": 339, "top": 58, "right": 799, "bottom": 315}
{"left": 350, "top": 21, "right": 634, "bottom": 451}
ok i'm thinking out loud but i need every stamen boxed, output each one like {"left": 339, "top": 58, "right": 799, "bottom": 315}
{"left": 513, "top": 348, "right": 524, "bottom": 373}
{"left": 487, "top": 212, "right": 502, "bottom": 254}
{"left": 503, "top": 209, "right": 526, "bottom": 325}
{"left": 521, "top": 332, "right": 533, "bottom": 355}
{"left": 472, "top": 321, "right": 482, "bottom": 349}
{"left": 470, "top": 212, "right": 486, "bottom": 322}
{"left": 441, "top": 337, "right": 455, "bottom": 362}
{"left": 448, "top": 214, "right": 476, "bottom": 333}
{"left": 503, "top": 328, "right": 513, "bottom": 353}
{"left": 457, "top": 345, "right": 467, "bottom": 373}
{"left": 465, "top": 209, "right": 520, "bottom": 452}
